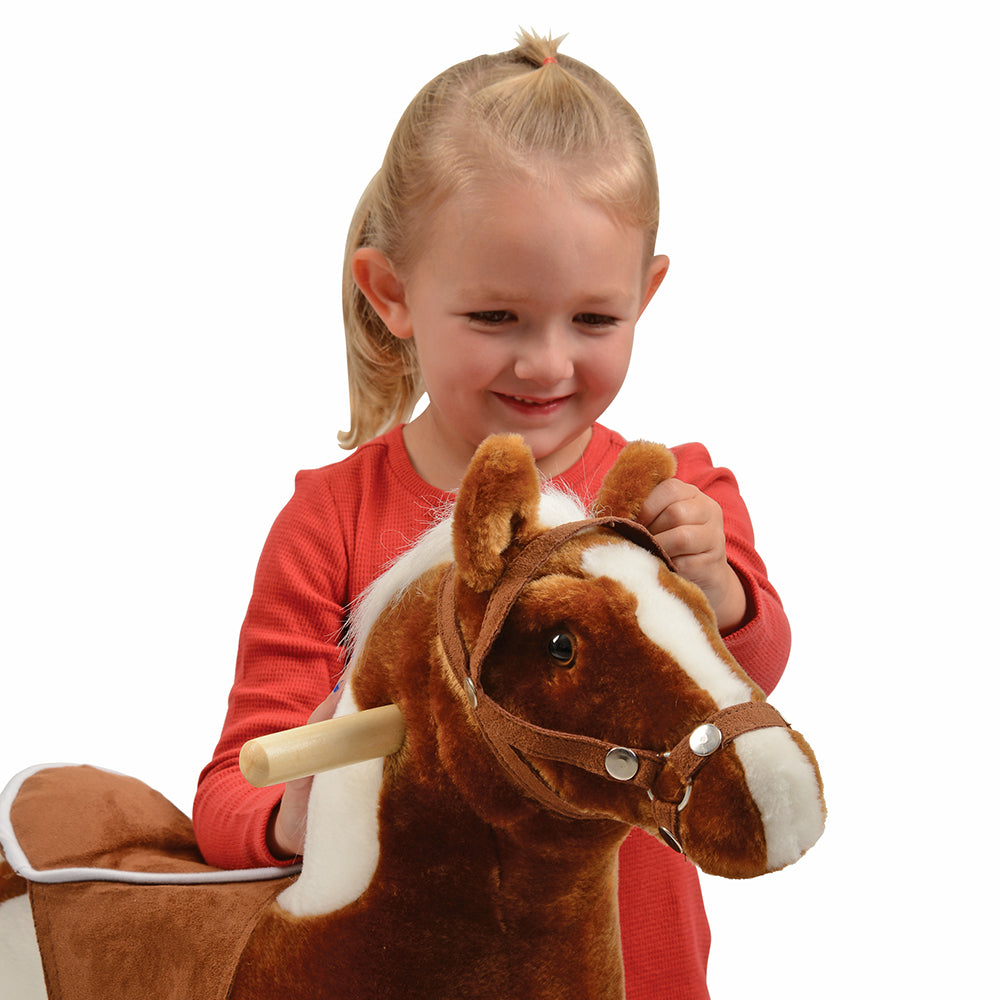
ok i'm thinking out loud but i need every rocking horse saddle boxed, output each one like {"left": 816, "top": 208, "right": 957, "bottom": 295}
{"left": 1, "top": 764, "right": 297, "bottom": 1000}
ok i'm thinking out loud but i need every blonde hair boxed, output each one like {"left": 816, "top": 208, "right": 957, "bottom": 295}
{"left": 338, "top": 30, "right": 660, "bottom": 450}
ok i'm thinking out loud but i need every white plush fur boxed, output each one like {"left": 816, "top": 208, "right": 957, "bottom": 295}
{"left": 0, "top": 895, "right": 46, "bottom": 999}
{"left": 733, "top": 728, "right": 826, "bottom": 869}
{"left": 581, "top": 542, "right": 753, "bottom": 708}
{"left": 276, "top": 682, "right": 385, "bottom": 917}
{"left": 343, "top": 517, "right": 455, "bottom": 673}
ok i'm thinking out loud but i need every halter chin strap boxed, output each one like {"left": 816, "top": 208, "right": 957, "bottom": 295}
{"left": 436, "top": 517, "right": 791, "bottom": 851}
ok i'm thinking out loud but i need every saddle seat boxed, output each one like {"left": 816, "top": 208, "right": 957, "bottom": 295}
{"left": 1, "top": 764, "right": 296, "bottom": 1000}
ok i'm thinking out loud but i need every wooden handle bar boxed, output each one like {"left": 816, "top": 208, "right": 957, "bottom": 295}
{"left": 239, "top": 704, "right": 406, "bottom": 788}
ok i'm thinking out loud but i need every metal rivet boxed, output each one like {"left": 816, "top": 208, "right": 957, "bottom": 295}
{"left": 605, "top": 747, "right": 640, "bottom": 781}
{"left": 689, "top": 723, "right": 723, "bottom": 757}
{"left": 464, "top": 677, "right": 478, "bottom": 709}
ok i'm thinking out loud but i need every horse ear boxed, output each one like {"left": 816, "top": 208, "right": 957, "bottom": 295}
{"left": 452, "top": 435, "right": 542, "bottom": 592}
{"left": 594, "top": 441, "right": 677, "bottom": 520}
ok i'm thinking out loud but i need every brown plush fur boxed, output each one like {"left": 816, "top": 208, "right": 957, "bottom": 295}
{"left": 594, "top": 439, "right": 677, "bottom": 521}
{"left": 3, "top": 435, "right": 824, "bottom": 1000}
{"left": 452, "top": 433, "right": 546, "bottom": 592}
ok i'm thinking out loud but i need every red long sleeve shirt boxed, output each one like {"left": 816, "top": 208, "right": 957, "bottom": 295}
{"left": 194, "top": 423, "right": 790, "bottom": 999}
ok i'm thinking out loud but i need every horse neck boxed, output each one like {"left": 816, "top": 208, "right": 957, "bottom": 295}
{"left": 263, "top": 757, "right": 628, "bottom": 1000}
{"left": 380, "top": 643, "right": 631, "bottom": 919}
{"left": 378, "top": 747, "right": 629, "bottom": 989}
{"left": 391, "top": 741, "right": 626, "bottom": 875}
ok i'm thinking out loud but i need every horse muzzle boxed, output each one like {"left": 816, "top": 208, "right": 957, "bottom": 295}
{"left": 647, "top": 702, "right": 825, "bottom": 879}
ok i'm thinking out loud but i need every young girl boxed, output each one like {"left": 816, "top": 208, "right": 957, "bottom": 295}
{"left": 194, "top": 31, "right": 790, "bottom": 999}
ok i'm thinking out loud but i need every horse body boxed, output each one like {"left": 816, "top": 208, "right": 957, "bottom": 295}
{"left": 0, "top": 436, "right": 825, "bottom": 999}
{"left": 231, "top": 752, "right": 628, "bottom": 998}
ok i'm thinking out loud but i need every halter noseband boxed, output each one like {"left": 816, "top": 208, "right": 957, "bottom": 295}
{"left": 436, "top": 517, "right": 788, "bottom": 853}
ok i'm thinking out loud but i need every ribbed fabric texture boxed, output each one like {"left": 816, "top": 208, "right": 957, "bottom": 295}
{"left": 193, "top": 423, "right": 790, "bottom": 999}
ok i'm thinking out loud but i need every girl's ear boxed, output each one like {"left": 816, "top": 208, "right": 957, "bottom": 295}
{"left": 351, "top": 248, "right": 414, "bottom": 339}
{"left": 638, "top": 254, "right": 669, "bottom": 318}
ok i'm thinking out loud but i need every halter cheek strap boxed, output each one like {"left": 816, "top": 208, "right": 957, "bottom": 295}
{"left": 436, "top": 517, "right": 789, "bottom": 848}
{"left": 438, "top": 518, "right": 672, "bottom": 820}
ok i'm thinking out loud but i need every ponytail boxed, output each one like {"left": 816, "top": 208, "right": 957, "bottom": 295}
{"left": 338, "top": 178, "right": 423, "bottom": 450}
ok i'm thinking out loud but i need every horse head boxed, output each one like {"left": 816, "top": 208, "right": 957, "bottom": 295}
{"left": 427, "top": 434, "right": 824, "bottom": 878}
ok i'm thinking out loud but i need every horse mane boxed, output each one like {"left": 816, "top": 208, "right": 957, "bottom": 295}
{"left": 342, "top": 484, "right": 589, "bottom": 677}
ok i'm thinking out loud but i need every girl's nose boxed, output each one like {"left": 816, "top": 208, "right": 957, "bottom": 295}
{"left": 513, "top": 327, "right": 574, "bottom": 385}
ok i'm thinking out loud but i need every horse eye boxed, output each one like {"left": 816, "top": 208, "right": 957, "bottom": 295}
{"left": 548, "top": 633, "right": 576, "bottom": 666}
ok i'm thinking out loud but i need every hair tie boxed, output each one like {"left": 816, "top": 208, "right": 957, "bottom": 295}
{"left": 541, "top": 56, "right": 558, "bottom": 67}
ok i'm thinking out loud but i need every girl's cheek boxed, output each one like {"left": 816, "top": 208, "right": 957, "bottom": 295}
{"left": 457, "top": 343, "right": 506, "bottom": 378}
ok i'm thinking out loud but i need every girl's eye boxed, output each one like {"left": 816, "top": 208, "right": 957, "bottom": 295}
{"left": 575, "top": 313, "right": 618, "bottom": 329}
{"left": 548, "top": 633, "right": 577, "bottom": 667}
{"left": 468, "top": 311, "right": 515, "bottom": 325}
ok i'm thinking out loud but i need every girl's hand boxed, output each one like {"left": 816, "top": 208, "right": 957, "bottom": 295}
{"left": 266, "top": 687, "right": 342, "bottom": 859}
{"left": 637, "top": 479, "right": 749, "bottom": 634}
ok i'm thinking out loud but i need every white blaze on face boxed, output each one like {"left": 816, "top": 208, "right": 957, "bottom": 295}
{"left": 581, "top": 543, "right": 752, "bottom": 708}
{"left": 582, "top": 540, "right": 825, "bottom": 870}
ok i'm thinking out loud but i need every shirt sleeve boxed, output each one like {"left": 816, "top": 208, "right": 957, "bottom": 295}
{"left": 192, "top": 469, "right": 349, "bottom": 869}
{"left": 673, "top": 443, "right": 791, "bottom": 695}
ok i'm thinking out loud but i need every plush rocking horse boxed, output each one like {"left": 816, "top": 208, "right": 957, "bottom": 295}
{"left": 0, "top": 436, "right": 825, "bottom": 999}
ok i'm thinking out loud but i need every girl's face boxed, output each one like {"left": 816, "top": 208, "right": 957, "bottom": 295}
{"left": 356, "top": 178, "right": 667, "bottom": 490}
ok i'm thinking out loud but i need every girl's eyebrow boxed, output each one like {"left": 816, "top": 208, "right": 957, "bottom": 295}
{"left": 458, "top": 286, "right": 530, "bottom": 303}
{"left": 579, "top": 290, "right": 634, "bottom": 306}
{"left": 459, "top": 287, "right": 634, "bottom": 305}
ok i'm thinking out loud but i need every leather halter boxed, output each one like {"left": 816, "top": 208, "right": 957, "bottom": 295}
{"left": 436, "top": 517, "right": 789, "bottom": 852}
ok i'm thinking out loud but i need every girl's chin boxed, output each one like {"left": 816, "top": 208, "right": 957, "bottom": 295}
{"left": 522, "top": 428, "right": 595, "bottom": 478}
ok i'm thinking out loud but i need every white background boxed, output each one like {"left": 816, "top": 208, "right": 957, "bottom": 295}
{"left": 2, "top": 2, "right": 996, "bottom": 995}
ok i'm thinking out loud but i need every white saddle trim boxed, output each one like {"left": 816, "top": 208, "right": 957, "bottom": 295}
{"left": 0, "top": 762, "right": 300, "bottom": 885}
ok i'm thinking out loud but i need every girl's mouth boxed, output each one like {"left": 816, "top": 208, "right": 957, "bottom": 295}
{"left": 493, "top": 392, "right": 572, "bottom": 416}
